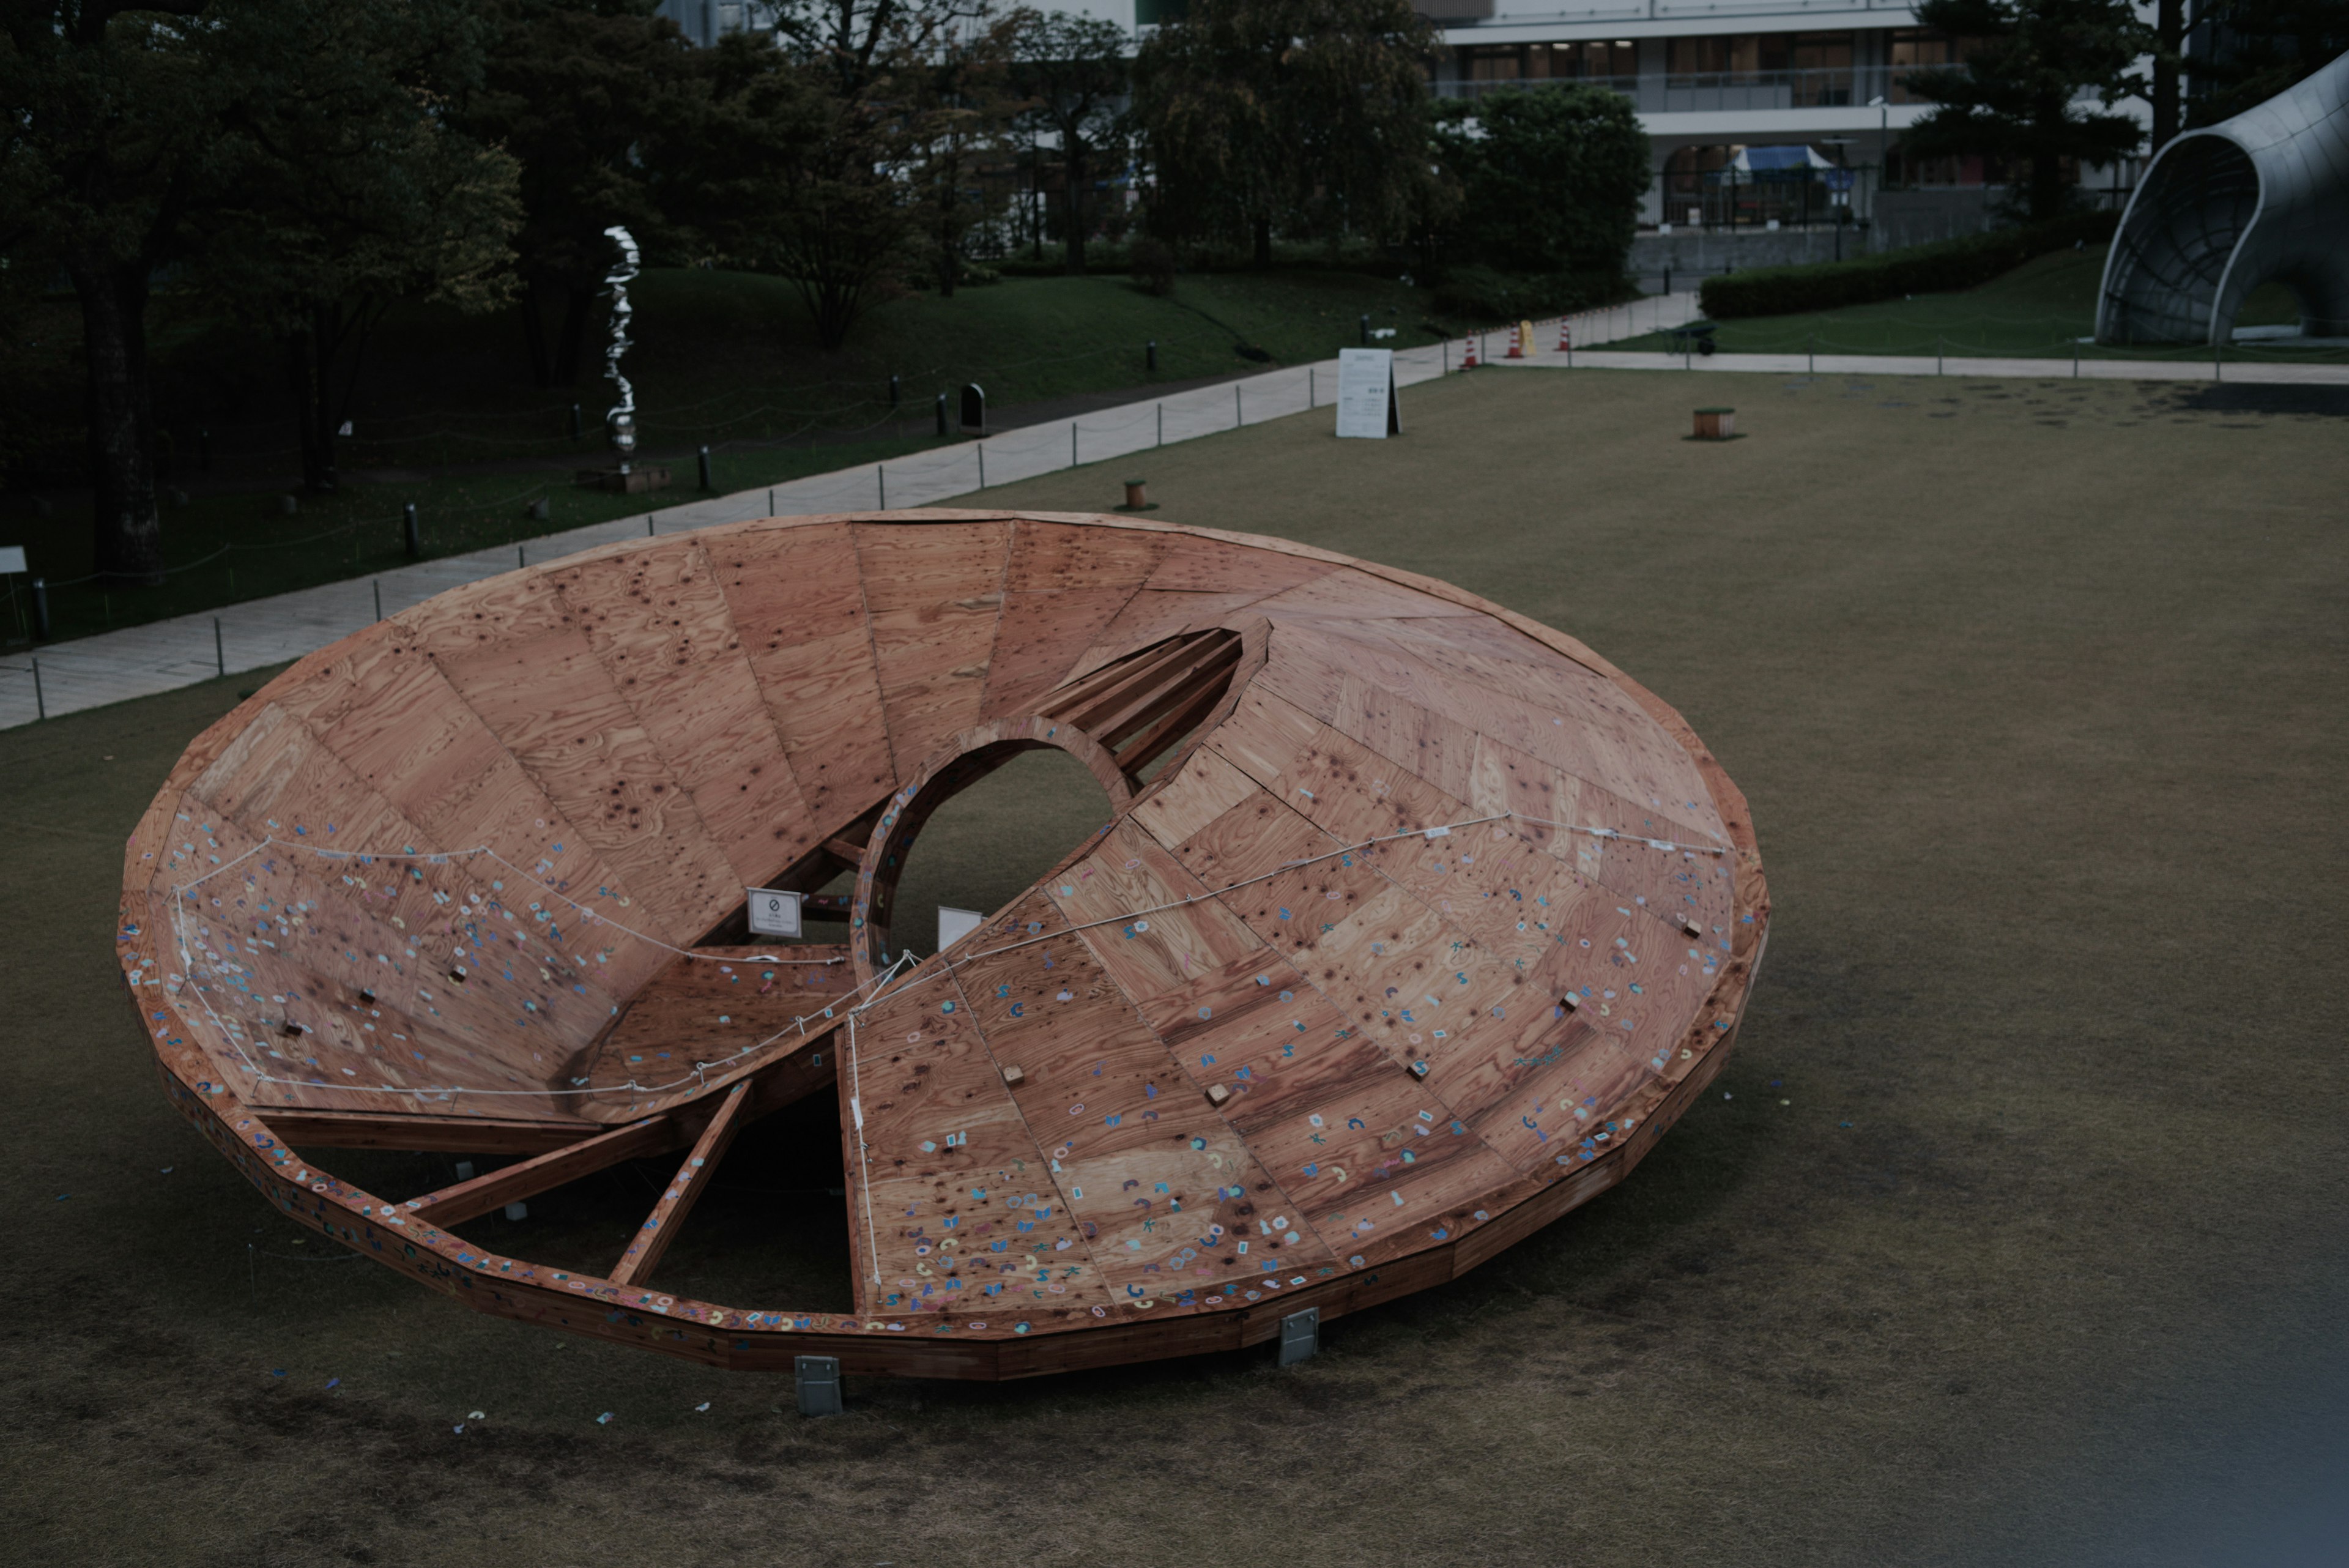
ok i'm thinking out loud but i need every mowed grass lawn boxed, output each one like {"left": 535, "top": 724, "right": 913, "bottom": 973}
{"left": 1612, "top": 243, "right": 2331, "bottom": 363}
{"left": 6, "top": 366, "right": 2346, "bottom": 1566}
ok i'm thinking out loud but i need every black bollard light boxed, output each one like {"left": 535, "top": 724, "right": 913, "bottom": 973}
{"left": 934, "top": 392, "right": 948, "bottom": 437}
{"left": 1359, "top": 313, "right": 1370, "bottom": 345}
{"left": 1146, "top": 339, "right": 1157, "bottom": 373}
{"left": 697, "top": 445, "right": 713, "bottom": 492}
{"left": 403, "top": 502, "right": 421, "bottom": 559}
{"left": 31, "top": 576, "right": 50, "bottom": 641}
{"left": 889, "top": 373, "right": 900, "bottom": 409}
{"left": 569, "top": 403, "right": 582, "bottom": 442}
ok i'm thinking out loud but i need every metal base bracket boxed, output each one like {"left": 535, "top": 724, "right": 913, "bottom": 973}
{"left": 795, "top": 1354, "right": 842, "bottom": 1416}
{"left": 1277, "top": 1306, "right": 1320, "bottom": 1367}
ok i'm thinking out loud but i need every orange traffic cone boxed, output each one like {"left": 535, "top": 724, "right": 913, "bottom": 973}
{"left": 1505, "top": 321, "right": 1525, "bottom": 359}
{"left": 1460, "top": 333, "right": 1480, "bottom": 370}
{"left": 1557, "top": 318, "right": 1573, "bottom": 352}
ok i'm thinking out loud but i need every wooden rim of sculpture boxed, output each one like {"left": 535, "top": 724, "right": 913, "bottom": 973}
{"left": 121, "top": 510, "right": 1770, "bottom": 1380}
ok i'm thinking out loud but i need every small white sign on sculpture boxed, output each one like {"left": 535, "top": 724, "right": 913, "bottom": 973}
{"left": 1335, "top": 348, "right": 1400, "bottom": 439}
{"left": 746, "top": 886, "right": 803, "bottom": 938}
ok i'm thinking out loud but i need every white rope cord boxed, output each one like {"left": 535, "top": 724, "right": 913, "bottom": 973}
{"left": 155, "top": 809, "right": 1724, "bottom": 1105}
{"left": 166, "top": 836, "right": 845, "bottom": 967}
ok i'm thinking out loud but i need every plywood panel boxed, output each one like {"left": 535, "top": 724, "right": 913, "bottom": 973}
{"left": 856, "top": 521, "right": 1009, "bottom": 778}
{"left": 1129, "top": 745, "right": 1263, "bottom": 856}
{"left": 982, "top": 587, "right": 1142, "bottom": 719}
{"left": 708, "top": 522, "right": 897, "bottom": 832}
{"left": 1143, "top": 537, "right": 1333, "bottom": 596}
{"left": 436, "top": 618, "right": 738, "bottom": 945}
{"left": 551, "top": 543, "right": 822, "bottom": 885}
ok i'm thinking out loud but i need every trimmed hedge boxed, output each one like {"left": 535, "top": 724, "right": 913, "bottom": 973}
{"left": 1698, "top": 211, "right": 2118, "bottom": 319}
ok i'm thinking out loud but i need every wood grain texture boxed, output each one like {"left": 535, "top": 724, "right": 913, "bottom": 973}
{"left": 125, "top": 511, "right": 1769, "bottom": 1378}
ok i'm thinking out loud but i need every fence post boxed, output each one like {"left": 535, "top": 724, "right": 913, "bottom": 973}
{"left": 1937, "top": 336, "right": 1943, "bottom": 376}
{"left": 1808, "top": 333, "right": 1815, "bottom": 375}
{"left": 647, "top": 514, "right": 656, "bottom": 537}
{"left": 29, "top": 656, "right": 42, "bottom": 721}
{"left": 1072, "top": 425, "right": 1078, "bottom": 467}
{"left": 1157, "top": 404, "right": 1163, "bottom": 447}
{"left": 213, "top": 617, "right": 225, "bottom": 677}
{"left": 1309, "top": 367, "right": 1315, "bottom": 407}
{"left": 403, "top": 502, "right": 420, "bottom": 559}
{"left": 373, "top": 579, "right": 383, "bottom": 622}
{"left": 878, "top": 464, "right": 886, "bottom": 508}
{"left": 2214, "top": 336, "right": 2222, "bottom": 382}
{"left": 1235, "top": 385, "right": 1242, "bottom": 427}
{"left": 518, "top": 543, "right": 527, "bottom": 568}
{"left": 768, "top": 487, "right": 775, "bottom": 515}
{"left": 978, "top": 444, "right": 985, "bottom": 488}
{"left": 31, "top": 577, "right": 48, "bottom": 641}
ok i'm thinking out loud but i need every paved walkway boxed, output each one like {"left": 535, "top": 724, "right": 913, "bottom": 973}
{"left": 18, "top": 286, "right": 2337, "bottom": 729}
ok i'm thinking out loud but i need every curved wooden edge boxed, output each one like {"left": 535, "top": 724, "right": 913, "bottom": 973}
{"left": 847, "top": 713, "right": 1135, "bottom": 989}
{"left": 138, "top": 942, "right": 1761, "bottom": 1380}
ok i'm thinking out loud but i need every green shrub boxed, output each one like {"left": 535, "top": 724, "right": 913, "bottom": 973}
{"left": 1129, "top": 236, "right": 1178, "bottom": 296}
{"left": 1698, "top": 211, "right": 2118, "bottom": 319}
{"left": 1431, "top": 264, "right": 1633, "bottom": 324}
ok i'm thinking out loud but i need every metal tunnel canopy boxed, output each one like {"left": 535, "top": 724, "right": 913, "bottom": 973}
{"left": 2098, "top": 50, "right": 2349, "bottom": 346}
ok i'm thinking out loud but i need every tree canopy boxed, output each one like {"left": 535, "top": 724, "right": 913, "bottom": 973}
{"left": 1432, "top": 84, "right": 1648, "bottom": 278}
{"left": 1131, "top": 0, "right": 1445, "bottom": 264}
{"left": 1901, "top": 0, "right": 2148, "bottom": 223}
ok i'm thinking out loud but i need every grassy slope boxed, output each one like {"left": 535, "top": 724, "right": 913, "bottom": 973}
{"left": 4, "top": 367, "right": 2345, "bottom": 1566}
{"left": 2, "top": 267, "right": 1439, "bottom": 642}
{"left": 1614, "top": 243, "right": 2326, "bottom": 360}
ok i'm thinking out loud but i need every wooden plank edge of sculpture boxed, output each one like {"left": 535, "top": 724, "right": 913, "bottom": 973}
{"left": 121, "top": 508, "right": 1770, "bottom": 1380}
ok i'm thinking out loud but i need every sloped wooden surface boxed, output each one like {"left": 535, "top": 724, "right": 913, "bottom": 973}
{"left": 122, "top": 510, "right": 1769, "bottom": 1372}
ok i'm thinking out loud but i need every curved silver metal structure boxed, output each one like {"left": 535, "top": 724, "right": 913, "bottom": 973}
{"left": 2098, "top": 51, "right": 2349, "bottom": 346}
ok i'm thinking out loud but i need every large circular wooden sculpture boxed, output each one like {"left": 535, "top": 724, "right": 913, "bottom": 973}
{"left": 121, "top": 511, "right": 1768, "bottom": 1378}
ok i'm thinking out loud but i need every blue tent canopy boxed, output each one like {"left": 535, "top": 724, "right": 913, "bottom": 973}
{"left": 1727, "top": 144, "right": 1838, "bottom": 174}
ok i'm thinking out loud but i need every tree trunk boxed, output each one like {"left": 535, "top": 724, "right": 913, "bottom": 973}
{"left": 1252, "top": 212, "right": 1272, "bottom": 269}
{"left": 2030, "top": 95, "right": 2069, "bottom": 223}
{"left": 71, "top": 256, "right": 165, "bottom": 587}
{"left": 554, "top": 283, "right": 595, "bottom": 386}
{"left": 1064, "top": 141, "right": 1087, "bottom": 275}
{"left": 2153, "top": 0, "right": 2183, "bottom": 152}
{"left": 520, "top": 280, "right": 552, "bottom": 388}
{"left": 288, "top": 311, "right": 339, "bottom": 493}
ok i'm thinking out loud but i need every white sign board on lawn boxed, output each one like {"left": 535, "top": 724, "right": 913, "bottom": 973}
{"left": 0, "top": 546, "right": 25, "bottom": 574}
{"left": 745, "top": 886, "right": 803, "bottom": 938}
{"left": 1335, "top": 348, "right": 1399, "bottom": 439}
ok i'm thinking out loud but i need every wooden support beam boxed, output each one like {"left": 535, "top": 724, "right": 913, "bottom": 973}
{"left": 609, "top": 1080, "right": 752, "bottom": 1288}
{"left": 258, "top": 1109, "right": 592, "bottom": 1156}
{"left": 405, "top": 1115, "right": 673, "bottom": 1227}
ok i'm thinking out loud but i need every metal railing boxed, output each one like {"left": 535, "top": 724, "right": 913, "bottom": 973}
{"left": 1433, "top": 66, "right": 1956, "bottom": 113}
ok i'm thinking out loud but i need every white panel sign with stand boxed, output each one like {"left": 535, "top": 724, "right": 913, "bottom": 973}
{"left": 1335, "top": 349, "right": 1399, "bottom": 439}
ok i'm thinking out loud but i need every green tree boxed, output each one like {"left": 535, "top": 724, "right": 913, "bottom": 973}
{"left": 1432, "top": 85, "right": 1647, "bottom": 277}
{"left": 662, "top": 29, "right": 916, "bottom": 351}
{"left": 1009, "top": 9, "right": 1126, "bottom": 275}
{"left": 2184, "top": 0, "right": 2349, "bottom": 125}
{"left": 463, "top": 0, "right": 692, "bottom": 387}
{"left": 916, "top": 6, "right": 1024, "bottom": 295}
{"left": 194, "top": 0, "right": 522, "bottom": 492}
{"left": 1901, "top": 0, "right": 2148, "bottom": 223}
{"left": 1130, "top": 0, "right": 1442, "bottom": 266}
{"left": 0, "top": 0, "right": 218, "bottom": 585}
